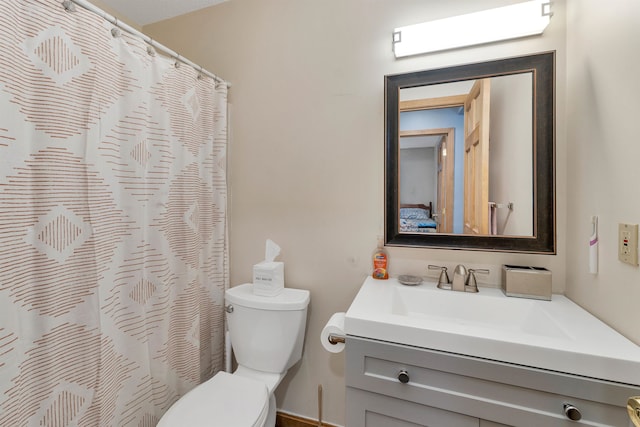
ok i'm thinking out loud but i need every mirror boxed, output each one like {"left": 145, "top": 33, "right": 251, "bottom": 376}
{"left": 385, "top": 52, "right": 555, "bottom": 253}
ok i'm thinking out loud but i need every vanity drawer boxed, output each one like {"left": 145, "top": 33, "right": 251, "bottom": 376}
{"left": 346, "top": 336, "right": 639, "bottom": 427}
{"left": 347, "top": 387, "right": 479, "bottom": 427}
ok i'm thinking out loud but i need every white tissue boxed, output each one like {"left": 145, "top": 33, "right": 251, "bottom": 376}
{"left": 321, "top": 312, "right": 346, "bottom": 354}
{"left": 265, "top": 239, "right": 281, "bottom": 262}
{"left": 253, "top": 239, "right": 284, "bottom": 296}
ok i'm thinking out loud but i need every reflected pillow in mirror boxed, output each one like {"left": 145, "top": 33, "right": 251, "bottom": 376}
{"left": 400, "top": 207, "right": 430, "bottom": 220}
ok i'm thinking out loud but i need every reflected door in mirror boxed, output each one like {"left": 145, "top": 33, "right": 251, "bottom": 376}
{"left": 463, "top": 78, "right": 491, "bottom": 235}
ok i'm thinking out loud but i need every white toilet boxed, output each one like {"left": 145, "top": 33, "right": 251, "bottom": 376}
{"left": 158, "top": 283, "right": 310, "bottom": 427}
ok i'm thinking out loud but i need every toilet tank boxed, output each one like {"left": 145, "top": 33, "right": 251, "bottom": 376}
{"left": 225, "top": 284, "right": 310, "bottom": 373}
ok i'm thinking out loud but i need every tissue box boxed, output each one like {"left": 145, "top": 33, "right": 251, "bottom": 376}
{"left": 253, "top": 261, "right": 284, "bottom": 296}
{"left": 502, "top": 265, "right": 552, "bottom": 300}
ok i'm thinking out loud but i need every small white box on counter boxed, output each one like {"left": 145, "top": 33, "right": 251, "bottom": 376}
{"left": 253, "top": 261, "right": 284, "bottom": 296}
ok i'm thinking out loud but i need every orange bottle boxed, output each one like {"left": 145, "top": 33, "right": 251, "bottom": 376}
{"left": 372, "top": 236, "right": 389, "bottom": 280}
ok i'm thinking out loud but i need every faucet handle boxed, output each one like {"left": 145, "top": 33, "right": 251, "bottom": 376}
{"left": 466, "top": 268, "right": 489, "bottom": 293}
{"left": 428, "top": 265, "right": 451, "bottom": 289}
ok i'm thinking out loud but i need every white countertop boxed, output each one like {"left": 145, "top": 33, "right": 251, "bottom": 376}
{"left": 345, "top": 276, "right": 640, "bottom": 386}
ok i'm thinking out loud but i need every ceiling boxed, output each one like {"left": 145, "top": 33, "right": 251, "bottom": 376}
{"left": 97, "top": 0, "right": 228, "bottom": 26}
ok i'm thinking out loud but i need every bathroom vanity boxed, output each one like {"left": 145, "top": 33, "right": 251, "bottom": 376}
{"left": 344, "top": 277, "right": 640, "bottom": 426}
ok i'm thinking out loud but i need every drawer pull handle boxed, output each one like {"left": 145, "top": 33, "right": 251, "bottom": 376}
{"left": 398, "top": 370, "right": 410, "bottom": 384}
{"left": 563, "top": 404, "right": 582, "bottom": 421}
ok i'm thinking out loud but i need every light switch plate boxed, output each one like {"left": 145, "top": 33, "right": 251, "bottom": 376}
{"left": 618, "top": 223, "right": 639, "bottom": 266}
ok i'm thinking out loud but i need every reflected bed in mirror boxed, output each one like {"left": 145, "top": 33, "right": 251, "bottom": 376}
{"left": 385, "top": 52, "right": 555, "bottom": 253}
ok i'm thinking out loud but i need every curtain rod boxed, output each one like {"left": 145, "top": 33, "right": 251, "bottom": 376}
{"left": 62, "top": 0, "right": 230, "bottom": 88}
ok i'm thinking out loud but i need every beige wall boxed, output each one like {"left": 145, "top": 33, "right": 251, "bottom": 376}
{"left": 144, "top": 1, "right": 573, "bottom": 425}
{"left": 565, "top": 0, "right": 640, "bottom": 346}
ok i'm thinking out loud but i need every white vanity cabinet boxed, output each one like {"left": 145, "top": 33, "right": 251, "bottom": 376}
{"left": 346, "top": 336, "right": 638, "bottom": 427}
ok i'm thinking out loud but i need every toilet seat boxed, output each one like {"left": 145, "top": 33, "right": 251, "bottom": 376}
{"left": 158, "top": 372, "right": 269, "bottom": 427}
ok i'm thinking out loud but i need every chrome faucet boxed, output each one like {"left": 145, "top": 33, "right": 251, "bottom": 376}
{"left": 465, "top": 268, "right": 489, "bottom": 293}
{"left": 428, "top": 265, "right": 451, "bottom": 290}
{"left": 430, "top": 264, "right": 489, "bottom": 292}
{"left": 451, "top": 264, "right": 467, "bottom": 291}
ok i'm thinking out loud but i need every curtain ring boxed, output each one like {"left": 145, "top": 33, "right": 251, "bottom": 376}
{"left": 62, "top": 0, "right": 77, "bottom": 12}
{"left": 111, "top": 18, "right": 121, "bottom": 38}
{"left": 147, "top": 39, "right": 156, "bottom": 57}
{"left": 174, "top": 55, "right": 181, "bottom": 69}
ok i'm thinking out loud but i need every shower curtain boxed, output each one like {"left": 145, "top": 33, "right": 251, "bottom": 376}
{"left": 0, "top": 0, "right": 228, "bottom": 425}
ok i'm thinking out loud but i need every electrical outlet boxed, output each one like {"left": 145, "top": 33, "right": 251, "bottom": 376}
{"left": 618, "top": 223, "right": 639, "bottom": 266}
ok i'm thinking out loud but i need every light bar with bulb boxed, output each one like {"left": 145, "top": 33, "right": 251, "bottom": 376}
{"left": 392, "top": 0, "right": 552, "bottom": 58}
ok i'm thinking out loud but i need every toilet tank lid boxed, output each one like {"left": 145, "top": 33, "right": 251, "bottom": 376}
{"left": 226, "top": 284, "right": 310, "bottom": 310}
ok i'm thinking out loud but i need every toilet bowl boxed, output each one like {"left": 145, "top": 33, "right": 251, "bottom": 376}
{"left": 158, "top": 284, "right": 310, "bottom": 427}
{"left": 158, "top": 372, "right": 269, "bottom": 427}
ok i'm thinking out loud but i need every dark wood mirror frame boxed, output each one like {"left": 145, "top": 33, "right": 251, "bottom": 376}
{"left": 385, "top": 51, "right": 555, "bottom": 253}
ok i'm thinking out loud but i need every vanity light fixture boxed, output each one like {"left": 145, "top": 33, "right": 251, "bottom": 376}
{"left": 392, "top": 0, "right": 552, "bottom": 58}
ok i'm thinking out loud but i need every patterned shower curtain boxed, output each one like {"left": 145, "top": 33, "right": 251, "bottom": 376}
{"left": 0, "top": 0, "right": 228, "bottom": 425}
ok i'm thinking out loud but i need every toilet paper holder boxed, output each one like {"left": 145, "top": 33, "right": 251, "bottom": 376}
{"left": 327, "top": 333, "right": 345, "bottom": 345}
{"left": 321, "top": 312, "right": 346, "bottom": 353}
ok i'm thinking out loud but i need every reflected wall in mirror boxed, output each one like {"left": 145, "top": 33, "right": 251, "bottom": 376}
{"left": 385, "top": 52, "right": 555, "bottom": 253}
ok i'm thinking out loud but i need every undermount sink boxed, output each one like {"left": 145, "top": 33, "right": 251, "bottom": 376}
{"left": 345, "top": 276, "right": 640, "bottom": 386}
